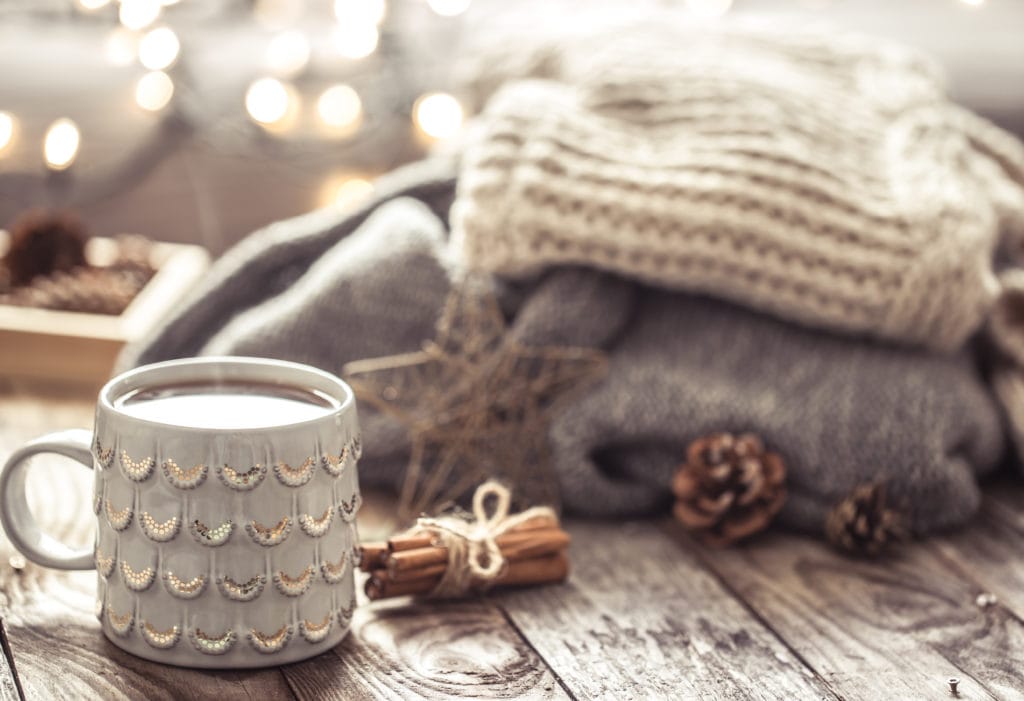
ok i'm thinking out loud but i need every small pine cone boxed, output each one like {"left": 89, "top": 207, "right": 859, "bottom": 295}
{"left": 3, "top": 210, "right": 88, "bottom": 286}
{"left": 825, "top": 483, "right": 905, "bottom": 556}
{"left": 672, "top": 432, "right": 787, "bottom": 546}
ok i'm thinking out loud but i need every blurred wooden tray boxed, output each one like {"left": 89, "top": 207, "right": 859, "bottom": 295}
{"left": 0, "top": 235, "right": 209, "bottom": 391}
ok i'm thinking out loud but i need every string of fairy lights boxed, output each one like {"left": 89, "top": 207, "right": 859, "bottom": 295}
{"left": 0, "top": 0, "right": 990, "bottom": 212}
{"left": 0, "top": 0, "right": 469, "bottom": 200}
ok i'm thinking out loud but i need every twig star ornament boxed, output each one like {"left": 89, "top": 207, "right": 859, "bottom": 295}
{"left": 343, "top": 277, "right": 608, "bottom": 521}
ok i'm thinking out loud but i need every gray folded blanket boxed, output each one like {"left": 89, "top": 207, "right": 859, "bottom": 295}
{"left": 120, "top": 174, "right": 1007, "bottom": 535}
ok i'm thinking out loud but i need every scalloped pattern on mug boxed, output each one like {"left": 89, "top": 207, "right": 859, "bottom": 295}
{"left": 105, "top": 499, "right": 133, "bottom": 531}
{"left": 338, "top": 597, "right": 356, "bottom": 626}
{"left": 141, "top": 621, "right": 181, "bottom": 650}
{"left": 338, "top": 493, "right": 361, "bottom": 522}
{"left": 93, "top": 438, "right": 114, "bottom": 469}
{"left": 189, "top": 628, "right": 237, "bottom": 656}
{"left": 298, "top": 508, "right": 332, "bottom": 538}
{"left": 246, "top": 517, "right": 291, "bottom": 547}
{"left": 140, "top": 512, "right": 181, "bottom": 543}
{"left": 299, "top": 614, "right": 333, "bottom": 644}
{"left": 95, "top": 550, "right": 115, "bottom": 579}
{"left": 92, "top": 493, "right": 102, "bottom": 516}
{"left": 162, "top": 571, "right": 207, "bottom": 600}
{"left": 216, "top": 574, "right": 266, "bottom": 602}
{"left": 248, "top": 625, "right": 293, "bottom": 654}
{"left": 273, "top": 458, "right": 315, "bottom": 487}
{"left": 120, "top": 450, "right": 155, "bottom": 482}
{"left": 120, "top": 560, "right": 155, "bottom": 591}
{"left": 320, "top": 551, "right": 349, "bottom": 585}
{"left": 352, "top": 435, "right": 362, "bottom": 460}
{"left": 273, "top": 565, "right": 314, "bottom": 597}
{"left": 190, "top": 518, "right": 233, "bottom": 547}
{"left": 320, "top": 445, "right": 350, "bottom": 478}
{"left": 162, "top": 459, "right": 208, "bottom": 490}
{"left": 107, "top": 607, "right": 134, "bottom": 637}
{"left": 216, "top": 463, "right": 267, "bottom": 491}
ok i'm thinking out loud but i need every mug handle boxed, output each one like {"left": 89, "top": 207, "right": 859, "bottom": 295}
{"left": 0, "top": 429, "right": 95, "bottom": 570}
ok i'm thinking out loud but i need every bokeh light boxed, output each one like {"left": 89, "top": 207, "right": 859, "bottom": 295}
{"left": 426, "top": 0, "right": 471, "bottom": 17}
{"left": 43, "top": 118, "right": 81, "bottom": 171}
{"left": 413, "top": 92, "right": 463, "bottom": 140}
{"left": 334, "top": 0, "right": 387, "bottom": 25}
{"left": 119, "top": 0, "right": 162, "bottom": 31}
{"left": 245, "top": 78, "right": 294, "bottom": 127}
{"left": 138, "top": 27, "right": 180, "bottom": 71}
{"left": 254, "top": 0, "right": 305, "bottom": 30}
{"left": 75, "top": 0, "right": 111, "bottom": 11}
{"left": 104, "top": 28, "right": 139, "bottom": 67}
{"left": 135, "top": 71, "right": 175, "bottom": 112}
{"left": 323, "top": 176, "right": 374, "bottom": 211}
{"left": 331, "top": 22, "right": 379, "bottom": 59}
{"left": 0, "top": 112, "right": 15, "bottom": 156}
{"left": 317, "top": 84, "right": 362, "bottom": 133}
{"left": 265, "top": 30, "right": 311, "bottom": 78}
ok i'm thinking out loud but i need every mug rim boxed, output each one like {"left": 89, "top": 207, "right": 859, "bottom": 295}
{"left": 99, "top": 356, "right": 355, "bottom": 434}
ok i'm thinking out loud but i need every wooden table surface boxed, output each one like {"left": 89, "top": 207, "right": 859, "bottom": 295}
{"left": 0, "top": 386, "right": 1022, "bottom": 701}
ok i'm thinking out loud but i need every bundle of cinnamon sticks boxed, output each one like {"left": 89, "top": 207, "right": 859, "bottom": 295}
{"left": 358, "top": 515, "right": 571, "bottom": 600}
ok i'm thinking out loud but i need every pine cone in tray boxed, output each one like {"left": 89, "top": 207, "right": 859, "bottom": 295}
{"left": 3, "top": 210, "right": 88, "bottom": 286}
{"left": 825, "top": 483, "right": 905, "bottom": 556}
{"left": 0, "top": 233, "right": 156, "bottom": 315}
{"left": 672, "top": 432, "right": 787, "bottom": 546}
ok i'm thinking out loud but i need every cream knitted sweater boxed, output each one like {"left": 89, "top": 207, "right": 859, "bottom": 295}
{"left": 451, "top": 27, "right": 1024, "bottom": 351}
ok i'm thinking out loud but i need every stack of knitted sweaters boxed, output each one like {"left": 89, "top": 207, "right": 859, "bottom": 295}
{"left": 121, "top": 23, "right": 1024, "bottom": 540}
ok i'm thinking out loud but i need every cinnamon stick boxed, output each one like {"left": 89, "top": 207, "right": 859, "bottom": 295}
{"left": 387, "top": 531, "right": 435, "bottom": 552}
{"left": 358, "top": 542, "right": 388, "bottom": 571}
{"left": 364, "top": 551, "right": 570, "bottom": 600}
{"left": 365, "top": 573, "right": 441, "bottom": 600}
{"left": 499, "top": 528, "right": 571, "bottom": 562}
{"left": 385, "top": 515, "right": 558, "bottom": 554}
{"left": 388, "top": 562, "right": 447, "bottom": 583}
{"left": 499, "top": 551, "right": 569, "bottom": 587}
{"left": 386, "top": 528, "right": 571, "bottom": 575}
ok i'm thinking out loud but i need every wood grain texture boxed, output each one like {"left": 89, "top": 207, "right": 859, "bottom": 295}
{"left": 11, "top": 627, "right": 294, "bottom": 701}
{"left": 674, "top": 522, "right": 1024, "bottom": 701}
{"left": 281, "top": 599, "right": 567, "bottom": 700}
{"left": 0, "top": 620, "right": 24, "bottom": 701}
{"left": 933, "top": 479, "right": 1024, "bottom": 620}
{"left": 496, "top": 520, "right": 835, "bottom": 701}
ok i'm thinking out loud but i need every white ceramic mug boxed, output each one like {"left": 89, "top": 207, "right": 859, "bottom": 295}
{"left": 0, "top": 357, "right": 362, "bottom": 668}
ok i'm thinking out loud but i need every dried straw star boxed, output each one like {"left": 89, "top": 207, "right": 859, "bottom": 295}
{"left": 344, "top": 278, "right": 607, "bottom": 521}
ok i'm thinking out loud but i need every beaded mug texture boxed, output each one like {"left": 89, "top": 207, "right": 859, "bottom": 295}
{"left": 0, "top": 357, "right": 363, "bottom": 669}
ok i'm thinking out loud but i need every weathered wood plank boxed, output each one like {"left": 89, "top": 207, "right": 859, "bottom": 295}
{"left": 3, "top": 600, "right": 296, "bottom": 701}
{"left": 0, "top": 620, "right": 24, "bottom": 701}
{"left": 282, "top": 598, "right": 568, "bottom": 700}
{"left": 932, "top": 479, "right": 1024, "bottom": 620}
{"left": 674, "top": 523, "right": 1024, "bottom": 701}
{"left": 495, "top": 520, "right": 835, "bottom": 701}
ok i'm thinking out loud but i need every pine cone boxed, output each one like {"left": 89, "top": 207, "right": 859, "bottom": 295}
{"left": 672, "top": 432, "right": 787, "bottom": 546}
{"left": 3, "top": 210, "right": 87, "bottom": 286}
{"left": 825, "top": 483, "right": 905, "bottom": 556}
{"left": 1, "top": 235, "right": 155, "bottom": 315}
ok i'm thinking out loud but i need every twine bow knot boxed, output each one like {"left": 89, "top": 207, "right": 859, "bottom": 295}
{"left": 414, "top": 480, "right": 557, "bottom": 598}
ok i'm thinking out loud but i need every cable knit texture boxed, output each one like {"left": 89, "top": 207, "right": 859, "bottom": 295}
{"left": 120, "top": 180, "right": 1007, "bottom": 535}
{"left": 451, "top": 26, "right": 1024, "bottom": 351}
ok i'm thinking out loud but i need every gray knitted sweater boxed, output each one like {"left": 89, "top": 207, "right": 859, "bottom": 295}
{"left": 119, "top": 165, "right": 1007, "bottom": 536}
